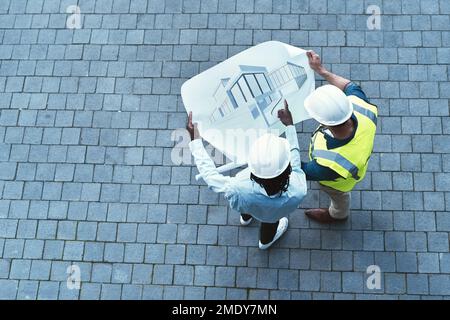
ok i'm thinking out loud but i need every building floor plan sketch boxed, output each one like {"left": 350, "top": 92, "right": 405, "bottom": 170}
{"left": 181, "top": 41, "right": 315, "bottom": 168}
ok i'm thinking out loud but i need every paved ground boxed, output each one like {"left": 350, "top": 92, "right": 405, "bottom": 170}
{"left": 0, "top": 0, "right": 449, "bottom": 300}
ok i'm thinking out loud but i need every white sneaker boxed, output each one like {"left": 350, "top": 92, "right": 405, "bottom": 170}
{"left": 258, "top": 217, "right": 289, "bottom": 250}
{"left": 240, "top": 215, "right": 253, "bottom": 226}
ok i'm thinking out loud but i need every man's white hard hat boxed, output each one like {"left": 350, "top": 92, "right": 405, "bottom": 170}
{"left": 304, "top": 84, "right": 353, "bottom": 126}
{"left": 248, "top": 133, "right": 291, "bottom": 179}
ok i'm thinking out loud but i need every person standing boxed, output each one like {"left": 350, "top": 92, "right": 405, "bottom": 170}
{"left": 187, "top": 101, "right": 307, "bottom": 249}
{"left": 302, "top": 50, "right": 378, "bottom": 223}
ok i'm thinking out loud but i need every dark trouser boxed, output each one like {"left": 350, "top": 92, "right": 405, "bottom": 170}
{"left": 240, "top": 214, "right": 279, "bottom": 245}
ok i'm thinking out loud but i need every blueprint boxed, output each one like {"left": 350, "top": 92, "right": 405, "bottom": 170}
{"left": 181, "top": 41, "right": 315, "bottom": 165}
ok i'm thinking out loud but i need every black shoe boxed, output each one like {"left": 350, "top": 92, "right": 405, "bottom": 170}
{"left": 240, "top": 213, "right": 253, "bottom": 226}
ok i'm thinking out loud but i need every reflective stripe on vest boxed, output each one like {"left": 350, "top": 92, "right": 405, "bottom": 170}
{"left": 311, "top": 149, "right": 360, "bottom": 180}
{"left": 353, "top": 104, "right": 377, "bottom": 126}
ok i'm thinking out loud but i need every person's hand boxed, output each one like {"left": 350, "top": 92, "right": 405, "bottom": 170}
{"left": 278, "top": 100, "right": 293, "bottom": 126}
{"left": 307, "top": 50, "right": 326, "bottom": 75}
{"left": 186, "top": 111, "right": 200, "bottom": 141}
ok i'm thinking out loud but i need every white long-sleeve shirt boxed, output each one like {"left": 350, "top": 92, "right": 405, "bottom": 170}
{"left": 188, "top": 125, "right": 307, "bottom": 223}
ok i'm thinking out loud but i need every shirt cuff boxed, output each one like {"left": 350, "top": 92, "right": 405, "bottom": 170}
{"left": 343, "top": 81, "right": 353, "bottom": 91}
{"left": 188, "top": 138, "right": 204, "bottom": 152}
{"left": 285, "top": 124, "right": 296, "bottom": 133}
{"left": 285, "top": 125, "right": 299, "bottom": 147}
{"left": 285, "top": 125, "right": 296, "bottom": 139}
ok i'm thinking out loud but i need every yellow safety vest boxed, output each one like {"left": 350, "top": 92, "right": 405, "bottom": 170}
{"left": 309, "top": 95, "right": 378, "bottom": 192}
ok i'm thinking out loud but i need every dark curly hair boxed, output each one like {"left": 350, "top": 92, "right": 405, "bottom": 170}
{"left": 250, "top": 164, "right": 292, "bottom": 197}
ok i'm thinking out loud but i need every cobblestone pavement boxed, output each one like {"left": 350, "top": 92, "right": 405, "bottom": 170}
{"left": 0, "top": 0, "right": 449, "bottom": 300}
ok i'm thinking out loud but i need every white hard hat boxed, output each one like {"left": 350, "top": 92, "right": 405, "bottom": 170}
{"left": 304, "top": 84, "right": 353, "bottom": 126}
{"left": 248, "top": 133, "right": 291, "bottom": 179}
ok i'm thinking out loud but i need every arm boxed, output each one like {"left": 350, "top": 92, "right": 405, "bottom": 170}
{"left": 277, "top": 101, "right": 302, "bottom": 172}
{"left": 308, "top": 50, "right": 372, "bottom": 104}
{"left": 285, "top": 125, "right": 301, "bottom": 172}
{"left": 186, "top": 112, "right": 235, "bottom": 194}
{"left": 307, "top": 50, "right": 351, "bottom": 91}
{"left": 343, "top": 82, "right": 370, "bottom": 104}
{"left": 188, "top": 139, "right": 234, "bottom": 194}
{"left": 301, "top": 160, "right": 341, "bottom": 181}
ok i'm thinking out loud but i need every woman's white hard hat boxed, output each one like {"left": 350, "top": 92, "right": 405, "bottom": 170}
{"left": 304, "top": 84, "right": 353, "bottom": 126}
{"left": 248, "top": 133, "right": 291, "bottom": 179}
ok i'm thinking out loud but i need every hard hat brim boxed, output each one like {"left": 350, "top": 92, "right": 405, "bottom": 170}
{"left": 248, "top": 138, "right": 291, "bottom": 180}
{"left": 305, "top": 95, "right": 353, "bottom": 126}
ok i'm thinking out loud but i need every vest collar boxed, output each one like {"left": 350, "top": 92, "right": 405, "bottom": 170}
{"left": 323, "top": 114, "right": 358, "bottom": 150}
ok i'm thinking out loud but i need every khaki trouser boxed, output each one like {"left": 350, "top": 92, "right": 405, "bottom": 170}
{"left": 319, "top": 184, "right": 351, "bottom": 219}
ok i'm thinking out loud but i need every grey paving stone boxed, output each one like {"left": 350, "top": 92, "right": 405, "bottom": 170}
{"left": 214, "top": 266, "right": 235, "bottom": 287}
{"left": 96, "top": 222, "right": 117, "bottom": 242}
{"left": 17, "top": 220, "right": 37, "bottom": 239}
{"left": 0, "top": 0, "right": 449, "bottom": 300}
{"left": 131, "top": 264, "right": 152, "bottom": 285}
{"left": 257, "top": 268, "right": 278, "bottom": 290}
{"left": 406, "top": 232, "right": 428, "bottom": 252}
{"left": 16, "top": 280, "right": 38, "bottom": 300}
{"left": 37, "top": 281, "right": 60, "bottom": 300}
{"left": 117, "top": 223, "right": 137, "bottom": 242}
{"left": 175, "top": 224, "right": 197, "bottom": 244}
{"left": 353, "top": 251, "right": 374, "bottom": 272}
{"left": 10, "top": 259, "right": 31, "bottom": 280}
{"left": 63, "top": 241, "right": 84, "bottom": 261}
{"left": 91, "top": 264, "right": 112, "bottom": 283}
{"left": 144, "top": 243, "right": 165, "bottom": 264}
{"left": 104, "top": 243, "right": 124, "bottom": 262}
{"left": 299, "top": 270, "right": 320, "bottom": 292}
{"left": 165, "top": 244, "right": 186, "bottom": 265}
{"left": 43, "top": 240, "right": 64, "bottom": 260}
{"left": 332, "top": 251, "right": 353, "bottom": 271}
{"left": 383, "top": 273, "right": 405, "bottom": 295}
{"left": 29, "top": 260, "right": 51, "bottom": 281}
{"left": 136, "top": 223, "right": 157, "bottom": 243}
{"left": 111, "top": 263, "right": 132, "bottom": 284}
{"left": 198, "top": 225, "right": 218, "bottom": 245}
{"left": 166, "top": 205, "right": 187, "bottom": 224}
{"left": 4, "top": 239, "right": 25, "bottom": 259}
{"left": 310, "top": 250, "right": 331, "bottom": 271}
{"left": 321, "top": 271, "right": 342, "bottom": 293}
{"left": 193, "top": 265, "right": 215, "bottom": 287}
{"left": 406, "top": 274, "right": 428, "bottom": 295}
{"left": 374, "top": 251, "right": 396, "bottom": 273}
{"left": 268, "top": 248, "right": 290, "bottom": 269}
{"left": 300, "top": 229, "right": 321, "bottom": 249}
{"left": 396, "top": 252, "right": 418, "bottom": 273}
{"left": 342, "top": 272, "right": 364, "bottom": 293}
{"left": 23, "top": 239, "right": 44, "bottom": 259}
{"left": 124, "top": 243, "right": 145, "bottom": 263}
{"left": 84, "top": 242, "right": 104, "bottom": 262}
{"left": 79, "top": 283, "right": 101, "bottom": 300}
{"left": 429, "top": 275, "right": 450, "bottom": 295}
{"left": 156, "top": 224, "right": 177, "bottom": 244}
{"left": 415, "top": 212, "right": 436, "bottom": 231}
{"left": 152, "top": 264, "right": 173, "bottom": 285}
{"left": 427, "top": 232, "right": 449, "bottom": 252}
{"left": 206, "top": 245, "right": 227, "bottom": 266}
{"left": 185, "top": 245, "right": 206, "bottom": 265}
{"left": 418, "top": 253, "right": 441, "bottom": 273}
{"left": 100, "top": 284, "right": 122, "bottom": 300}
{"left": 0, "top": 280, "right": 18, "bottom": 299}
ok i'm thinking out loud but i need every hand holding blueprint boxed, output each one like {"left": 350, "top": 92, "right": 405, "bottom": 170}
{"left": 181, "top": 41, "right": 315, "bottom": 166}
